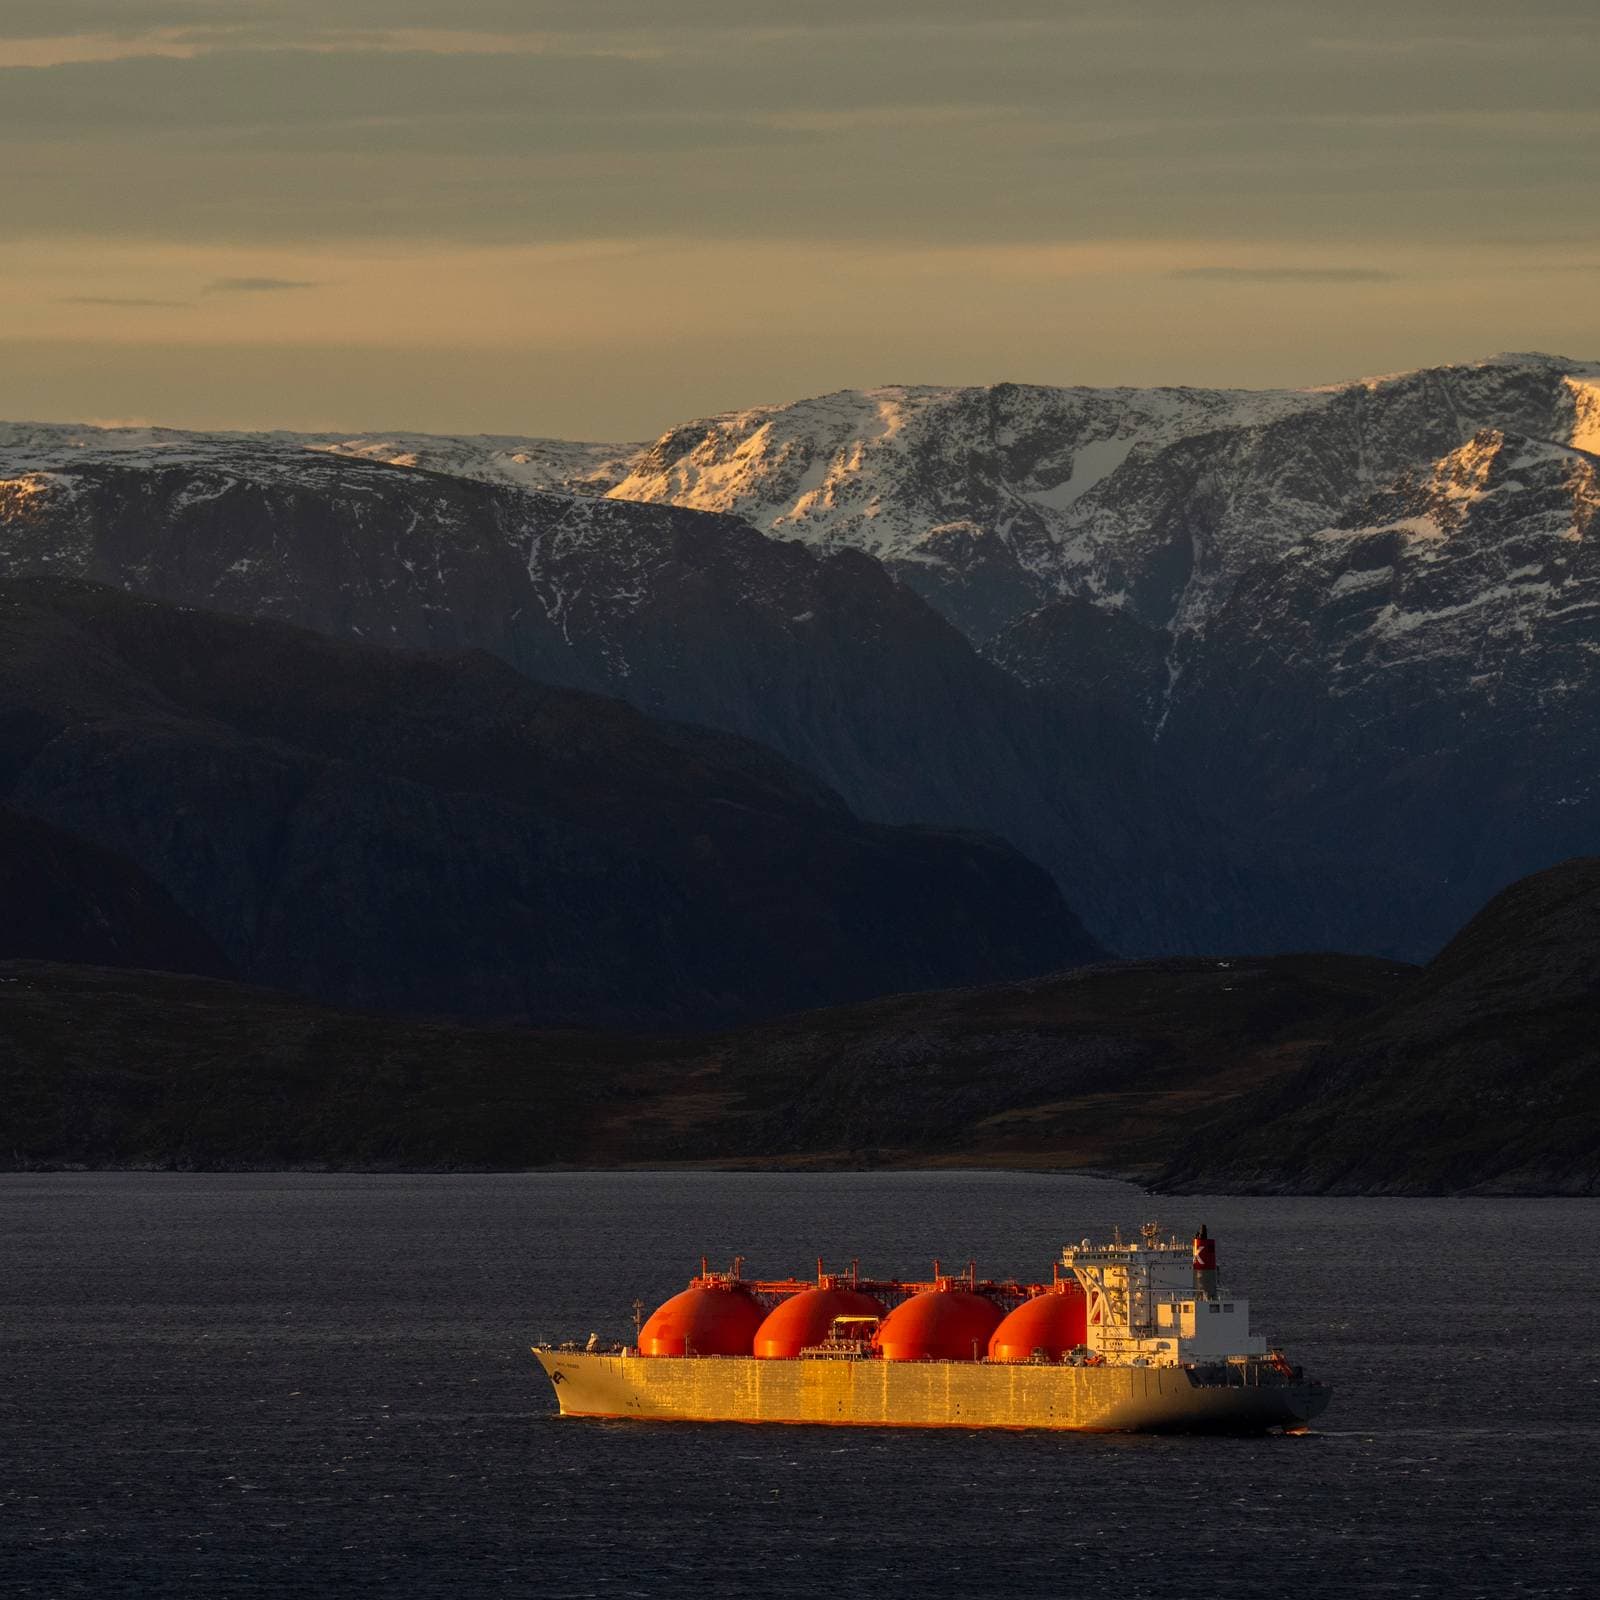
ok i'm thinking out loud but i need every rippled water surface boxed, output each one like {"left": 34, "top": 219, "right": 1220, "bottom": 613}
{"left": 4, "top": 1171, "right": 1597, "bottom": 1598}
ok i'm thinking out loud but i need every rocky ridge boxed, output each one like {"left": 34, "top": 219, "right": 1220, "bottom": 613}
{"left": 599, "top": 353, "right": 1600, "bottom": 644}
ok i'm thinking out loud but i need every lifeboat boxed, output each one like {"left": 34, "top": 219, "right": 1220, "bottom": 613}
{"left": 987, "top": 1282, "right": 1088, "bottom": 1363}
{"left": 753, "top": 1287, "right": 886, "bottom": 1359}
{"left": 873, "top": 1286, "right": 1002, "bottom": 1362}
{"left": 638, "top": 1285, "right": 764, "bottom": 1357}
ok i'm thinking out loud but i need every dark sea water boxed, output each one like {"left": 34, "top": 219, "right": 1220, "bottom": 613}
{"left": 3, "top": 1171, "right": 1597, "bottom": 1598}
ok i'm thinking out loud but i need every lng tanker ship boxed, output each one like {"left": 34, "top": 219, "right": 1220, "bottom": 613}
{"left": 532, "top": 1223, "right": 1331, "bottom": 1433}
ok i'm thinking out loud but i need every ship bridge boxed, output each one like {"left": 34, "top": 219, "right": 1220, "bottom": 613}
{"left": 1062, "top": 1223, "right": 1268, "bottom": 1368}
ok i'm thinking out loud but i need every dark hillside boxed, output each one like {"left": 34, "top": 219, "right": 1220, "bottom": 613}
{"left": 0, "top": 449, "right": 1227, "bottom": 957}
{"left": 1156, "top": 858, "right": 1600, "bottom": 1194}
{"left": 0, "top": 808, "right": 229, "bottom": 976}
{"left": 0, "top": 962, "right": 670, "bottom": 1171}
{"left": 2, "top": 953, "right": 1411, "bottom": 1176}
{"left": 8, "top": 849, "right": 1594, "bottom": 1192}
{"left": 635, "top": 953, "right": 1414, "bottom": 1168}
{"left": 0, "top": 578, "right": 1094, "bottom": 1028}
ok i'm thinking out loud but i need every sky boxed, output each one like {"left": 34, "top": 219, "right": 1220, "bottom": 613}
{"left": 2, "top": 0, "right": 1597, "bottom": 440}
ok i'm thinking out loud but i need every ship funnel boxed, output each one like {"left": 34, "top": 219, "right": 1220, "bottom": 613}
{"left": 1193, "top": 1225, "right": 1219, "bottom": 1300}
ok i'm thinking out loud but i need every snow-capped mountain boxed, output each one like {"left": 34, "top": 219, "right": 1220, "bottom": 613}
{"left": 4, "top": 350, "right": 1599, "bottom": 960}
{"left": 304, "top": 352, "right": 1600, "bottom": 668}
{"left": 602, "top": 353, "right": 1600, "bottom": 644}
{"left": 12, "top": 350, "right": 1594, "bottom": 656}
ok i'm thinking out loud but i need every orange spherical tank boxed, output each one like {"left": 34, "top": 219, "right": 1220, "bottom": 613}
{"left": 987, "top": 1283, "right": 1089, "bottom": 1363}
{"left": 752, "top": 1288, "right": 886, "bottom": 1359}
{"left": 873, "top": 1288, "right": 1003, "bottom": 1362}
{"left": 638, "top": 1286, "right": 765, "bottom": 1357}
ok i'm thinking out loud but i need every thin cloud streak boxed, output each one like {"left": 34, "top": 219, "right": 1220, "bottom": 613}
{"left": 205, "top": 276, "right": 321, "bottom": 292}
{"left": 1171, "top": 266, "right": 1399, "bottom": 283}
{"left": 60, "top": 293, "right": 192, "bottom": 306}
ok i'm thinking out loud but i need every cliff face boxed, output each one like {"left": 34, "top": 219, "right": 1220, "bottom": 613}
{"left": 0, "top": 578, "right": 1096, "bottom": 1028}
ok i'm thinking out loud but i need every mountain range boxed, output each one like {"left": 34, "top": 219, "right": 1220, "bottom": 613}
{"left": 5, "top": 350, "right": 1596, "bottom": 960}
{"left": 2, "top": 340, "right": 1596, "bottom": 1192}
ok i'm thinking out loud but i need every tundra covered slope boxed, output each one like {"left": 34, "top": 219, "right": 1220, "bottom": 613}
{"left": 5, "top": 860, "right": 1594, "bottom": 1194}
{"left": 0, "top": 952, "right": 1410, "bottom": 1176}
{"left": 1156, "top": 858, "right": 1600, "bottom": 1196}
{"left": 0, "top": 578, "right": 1094, "bottom": 1027}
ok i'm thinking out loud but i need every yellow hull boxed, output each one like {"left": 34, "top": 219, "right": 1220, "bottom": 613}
{"left": 533, "top": 1349, "right": 1330, "bottom": 1434}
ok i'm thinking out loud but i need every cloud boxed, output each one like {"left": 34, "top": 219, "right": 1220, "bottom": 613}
{"left": 59, "top": 293, "right": 191, "bottom": 306}
{"left": 205, "top": 275, "right": 321, "bottom": 291}
{"left": 1170, "top": 266, "right": 1399, "bottom": 283}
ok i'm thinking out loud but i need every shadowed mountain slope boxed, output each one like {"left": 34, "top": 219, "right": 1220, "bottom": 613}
{"left": 0, "top": 578, "right": 1094, "bottom": 1028}
{"left": 1151, "top": 430, "right": 1600, "bottom": 958}
{"left": 0, "top": 808, "right": 230, "bottom": 977}
{"left": 0, "top": 445, "right": 1223, "bottom": 955}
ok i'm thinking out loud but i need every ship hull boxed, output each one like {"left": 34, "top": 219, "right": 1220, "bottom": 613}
{"left": 533, "top": 1350, "right": 1330, "bottom": 1434}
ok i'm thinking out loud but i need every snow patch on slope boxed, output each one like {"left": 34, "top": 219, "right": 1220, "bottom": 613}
{"left": 1027, "top": 436, "right": 1139, "bottom": 510}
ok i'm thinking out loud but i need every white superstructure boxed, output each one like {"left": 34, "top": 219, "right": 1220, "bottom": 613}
{"left": 1063, "top": 1223, "right": 1269, "bottom": 1369}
